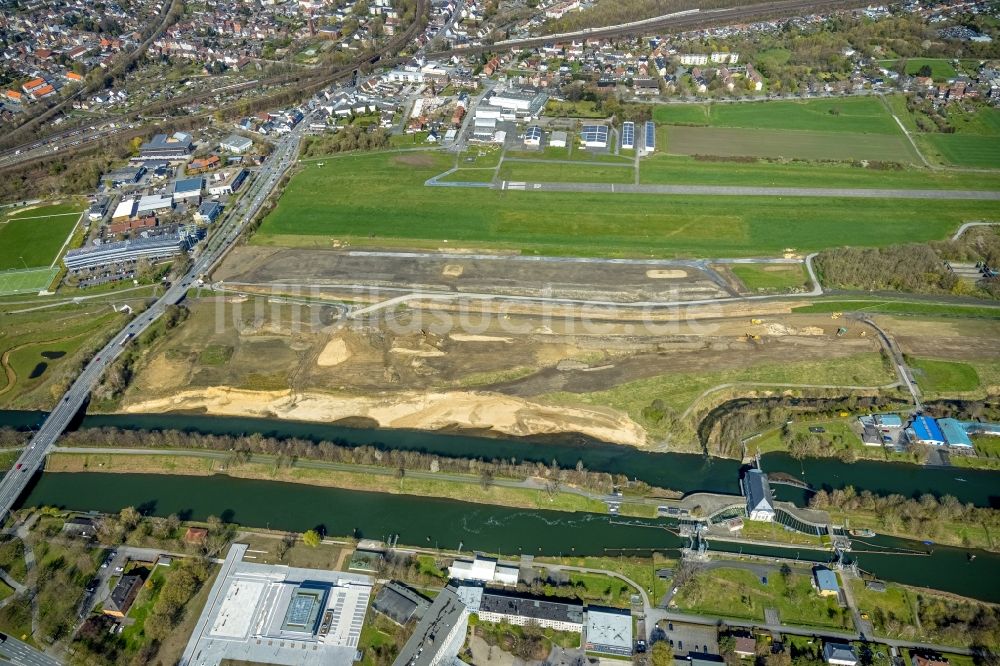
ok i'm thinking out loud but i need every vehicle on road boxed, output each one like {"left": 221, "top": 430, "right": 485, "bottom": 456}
{"left": 15, "top": 464, "right": 21, "bottom": 471}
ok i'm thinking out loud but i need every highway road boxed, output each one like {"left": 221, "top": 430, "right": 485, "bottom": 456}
{"left": 0, "top": 117, "right": 310, "bottom": 523}
{"left": 0, "top": 634, "right": 60, "bottom": 666}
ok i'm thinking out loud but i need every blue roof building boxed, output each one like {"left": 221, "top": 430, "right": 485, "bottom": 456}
{"left": 813, "top": 567, "right": 840, "bottom": 596}
{"left": 939, "top": 418, "right": 974, "bottom": 448}
{"left": 909, "top": 416, "right": 945, "bottom": 446}
{"left": 874, "top": 414, "right": 903, "bottom": 428}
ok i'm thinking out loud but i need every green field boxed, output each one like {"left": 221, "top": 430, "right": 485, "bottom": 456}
{"left": 663, "top": 125, "right": 918, "bottom": 163}
{"left": 0, "top": 267, "right": 60, "bottom": 296}
{"left": 499, "top": 160, "right": 634, "bottom": 184}
{"left": 919, "top": 133, "right": 1000, "bottom": 169}
{"left": 653, "top": 97, "right": 902, "bottom": 134}
{"left": 792, "top": 300, "right": 1000, "bottom": 319}
{"left": 0, "top": 203, "right": 83, "bottom": 270}
{"left": 730, "top": 263, "right": 808, "bottom": 291}
{"left": 908, "top": 357, "right": 981, "bottom": 393}
{"left": 256, "top": 152, "right": 998, "bottom": 258}
{"left": 876, "top": 58, "right": 970, "bottom": 80}
{"left": 639, "top": 154, "right": 1000, "bottom": 189}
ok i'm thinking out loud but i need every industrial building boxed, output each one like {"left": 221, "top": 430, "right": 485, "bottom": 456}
{"left": 550, "top": 131, "right": 568, "bottom": 148}
{"left": 196, "top": 201, "right": 223, "bottom": 224}
{"left": 180, "top": 544, "right": 373, "bottom": 666}
{"left": 585, "top": 607, "right": 633, "bottom": 656}
{"left": 741, "top": 468, "right": 775, "bottom": 522}
{"left": 207, "top": 169, "right": 249, "bottom": 196}
{"left": 220, "top": 133, "right": 254, "bottom": 154}
{"left": 486, "top": 89, "right": 548, "bottom": 119}
{"left": 477, "top": 591, "right": 584, "bottom": 632}
{"left": 524, "top": 125, "right": 543, "bottom": 147}
{"left": 906, "top": 416, "right": 996, "bottom": 449}
{"left": 63, "top": 234, "right": 189, "bottom": 272}
{"left": 172, "top": 177, "right": 203, "bottom": 204}
{"left": 136, "top": 194, "right": 174, "bottom": 216}
{"left": 621, "top": 122, "right": 635, "bottom": 150}
{"left": 579, "top": 125, "right": 609, "bottom": 149}
{"left": 138, "top": 131, "right": 194, "bottom": 160}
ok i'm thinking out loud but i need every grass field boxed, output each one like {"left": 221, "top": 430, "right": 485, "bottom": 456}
{"left": 849, "top": 579, "right": 916, "bottom": 638}
{"left": 673, "top": 567, "right": 852, "bottom": 629}
{"left": 256, "top": 152, "right": 998, "bottom": 258}
{"left": 0, "top": 203, "right": 83, "bottom": 270}
{"left": 0, "top": 267, "right": 60, "bottom": 296}
{"left": 876, "top": 58, "right": 973, "bottom": 80}
{"left": 653, "top": 97, "right": 902, "bottom": 134}
{"left": 919, "top": 133, "right": 1000, "bottom": 169}
{"left": 639, "top": 154, "right": 1000, "bottom": 189}
{"left": 499, "top": 160, "right": 634, "bottom": 184}
{"left": 908, "top": 357, "right": 981, "bottom": 393}
{"left": 792, "top": 300, "right": 1000, "bottom": 319}
{"left": 663, "top": 125, "right": 918, "bottom": 163}
{"left": 730, "top": 263, "right": 808, "bottom": 291}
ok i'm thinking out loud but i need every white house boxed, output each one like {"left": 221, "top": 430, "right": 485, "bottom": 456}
{"left": 742, "top": 469, "right": 775, "bottom": 522}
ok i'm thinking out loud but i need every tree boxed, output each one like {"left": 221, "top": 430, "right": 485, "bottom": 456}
{"left": 651, "top": 640, "right": 673, "bottom": 666}
{"left": 303, "top": 529, "right": 322, "bottom": 547}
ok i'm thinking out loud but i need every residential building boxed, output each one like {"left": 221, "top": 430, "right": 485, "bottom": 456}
{"left": 733, "top": 634, "right": 757, "bottom": 658}
{"left": 104, "top": 574, "right": 143, "bottom": 617}
{"left": 61, "top": 516, "right": 96, "bottom": 538}
{"left": 823, "top": 643, "right": 858, "bottom": 666}
{"left": 392, "top": 587, "right": 470, "bottom": 666}
{"left": 585, "top": 607, "right": 632, "bottom": 656}
{"left": 372, "top": 581, "right": 430, "bottom": 626}
{"left": 477, "top": 591, "right": 584, "bottom": 632}
{"left": 742, "top": 468, "right": 775, "bottom": 522}
{"left": 911, "top": 654, "right": 950, "bottom": 666}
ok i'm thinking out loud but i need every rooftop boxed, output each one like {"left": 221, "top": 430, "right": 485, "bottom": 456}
{"left": 480, "top": 591, "right": 583, "bottom": 625}
{"left": 585, "top": 607, "right": 632, "bottom": 653}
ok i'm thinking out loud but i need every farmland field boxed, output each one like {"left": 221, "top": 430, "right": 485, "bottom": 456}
{"left": 652, "top": 96, "right": 902, "bottom": 134}
{"left": 0, "top": 202, "right": 83, "bottom": 270}
{"left": 729, "top": 263, "right": 808, "bottom": 291}
{"left": 255, "top": 151, "right": 999, "bottom": 258}
{"left": 662, "top": 125, "right": 919, "bottom": 162}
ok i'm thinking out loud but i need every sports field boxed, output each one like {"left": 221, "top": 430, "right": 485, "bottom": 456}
{"left": 662, "top": 125, "right": 918, "bottom": 162}
{"left": 0, "top": 267, "right": 60, "bottom": 296}
{"left": 0, "top": 203, "right": 83, "bottom": 270}
{"left": 653, "top": 96, "right": 902, "bottom": 134}
{"left": 254, "top": 151, "right": 999, "bottom": 258}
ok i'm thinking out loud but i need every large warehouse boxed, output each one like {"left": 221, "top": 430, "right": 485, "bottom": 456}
{"left": 181, "top": 544, "right": 373, "bottom": 666}
{"left": 579, "top": 124, "right": 608, "bottom": 149}
{"left": 586, "top": 606, "right": 633, "bottom": 656}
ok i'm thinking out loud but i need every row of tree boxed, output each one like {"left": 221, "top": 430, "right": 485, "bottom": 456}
{"left": 59, "top": 426, "right": 637, "bottom": 496}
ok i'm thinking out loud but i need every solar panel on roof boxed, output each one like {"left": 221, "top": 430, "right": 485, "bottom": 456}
{"left": 580, "top": 125, "right": 608, "bottom": 143}
{"left": 621, "top": 122, "right": 634, "bottom": 149}
{"left": 644, "top": 121, "right": 656, "bottom": 150}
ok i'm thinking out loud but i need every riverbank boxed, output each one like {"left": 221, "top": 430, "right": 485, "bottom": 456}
{"left": 44, "top": 451, "right": 661, "bottom": 517}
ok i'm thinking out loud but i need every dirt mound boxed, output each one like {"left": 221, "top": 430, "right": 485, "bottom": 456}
{"left": 317, "top": 338, "right": 350, "bottom": 367}
{"left": 646, "top": 269, "right": 688, "bottom": 279}
{"left": 393, "top": 153, "right": 437, "bottom": 167}
{"left": 442, "top": 264, "right": 464, "bottom": 277}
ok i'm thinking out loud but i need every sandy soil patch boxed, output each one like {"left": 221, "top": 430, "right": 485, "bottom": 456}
{"left": 762, "top": 264, "right": 799, "bottom": 272}
{"left": 764, "top": 323, "right": 824, "bottom": 336}
{"left": 646, "top": 269, "right": 688, "bottom": 279}
{"left": 449, "top": 334, "right": 513, "bottom": 343}
{"left": 121, "top": 387, "right": 648, "bottom": 447}
{"left": 442, "top": 264, "right": 464, "bottom": 277}
{"left": 317, "top": 338, "right": 351, "bottom": 367}
{"left": 390, "top": 347, "right": 446, "bottom": 357}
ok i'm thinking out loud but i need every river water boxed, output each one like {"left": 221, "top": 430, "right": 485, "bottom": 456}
{"left": 2, "top": 410, "right": 996, "bottom": 507}
{"left": 17, "top": 472, "right": 1000, "bottom": 603}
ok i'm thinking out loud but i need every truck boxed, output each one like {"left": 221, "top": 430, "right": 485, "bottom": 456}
{"left": 119, "top": 332, "right": 134, "bottom": 346}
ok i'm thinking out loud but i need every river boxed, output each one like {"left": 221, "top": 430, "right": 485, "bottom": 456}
{"left": 1, "top": 410, "right": 996, "bottom": 507}
{"left": 17, "top": 472, "right": 1000, "bottom": 603}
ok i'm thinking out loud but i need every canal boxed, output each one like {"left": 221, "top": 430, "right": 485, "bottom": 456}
{"left": 2, "top": 410, "right": 997, "bottom": 507}
{"left": 17, "top": 472, "right": 1000, "bottom": 603}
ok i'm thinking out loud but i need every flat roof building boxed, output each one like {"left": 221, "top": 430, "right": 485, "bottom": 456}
{"left": 742, "top": 468, "right": 775, "bottom": 522}
{"left": 220, "top": 134, "right": 253, "bottom": 154}
{"left": 392, "top": 587, "right": 470, "bottom": 666}
{"left": 137, "top": 194, "right": 174, "bottom": 216}
{"left": 550, "top": 131, "right": 567, "bottom": 148}
{"left": 909, "top": 416, "right": 945, "bottom": 446}
{"left": 478, "top": 591, "right": 584, "bottom": 633}
{"left": 180, "top": 544, "right": 373, "bottom": 666}
{"left": 448, "top": 554, "right": 518, "bottom": 586}
{"left": 172, "top": 177, "right": 203, "bottom": 203}
{"left": 64, "top": 234, "right": 188, "bottom": 272}
{"left": 111, "top": 198, "right": 138, "bottom": 222}
{"left": 579, "top": 124, "right": 608, "bottom": 149}
{"left": 207, "top": 169, "right": 249, "bottom": 196}
{"left": 939, "top": 418, "right": 974, "bottom": 448}
{"left": 585, "top": 607, "right": 632, "bottom": 656}
{"left": 813, "top": 566, "right": 840, "bottom": 596}
{"left": 524, "top": 125, "right": 543, "bottom": 147}
{"left": 644, "top": 121, "right": 656, "bottom": 152}
{"left": 139, "top": 131, "right": 194, "bottom": 160}
{"left": 196, "top": 201, "right": 223, "bottom": 224}
{"left": 621, "top": 121, "right": 635, "bottom": 150}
